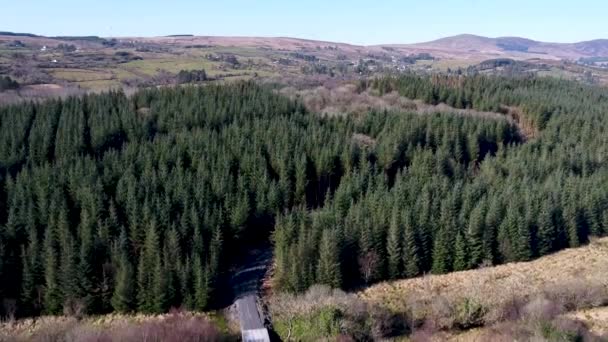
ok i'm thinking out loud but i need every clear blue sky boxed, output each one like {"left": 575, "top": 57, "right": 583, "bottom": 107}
{"left": 4, "top": 0, "right": 608, "bottom": 45}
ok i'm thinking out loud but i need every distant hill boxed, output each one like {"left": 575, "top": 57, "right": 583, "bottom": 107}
{"left": 399, "top": 34, "right": 608, "bottom": 59}
{"left": 2, "top": 30, "right": 608, "bottom": 60}
{"left": 0, "top": 31, "right": 40, "bottom": 38}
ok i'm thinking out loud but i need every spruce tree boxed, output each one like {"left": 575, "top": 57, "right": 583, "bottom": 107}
{"left": 43, "top": 220, "right": 62, "bottom": 314}
{"left": 137, "top": 221, "right": 160, "bottom": 313}
{"left": 21, "top": 224, "right": 42, "bottom": 316}
{"left": 537, "top": 202, "right": 556, "bottom": 256}
{"left": 317, "top": 229, "right": 341, "bottom": 288}
{"left": 386, "top": 210, "right": 402, "bottom": 279}
{"left": 78, "top": 207, "right": 95, "bottom": 311}
{"left": 111, "top": 228, "right": 135, "bottom": 313}
{"left": 431, "top": 225, "right": 451, "bottom": 274}
{"left": 151, "top": 254, "right": 167, "bottom": 313}
{"left": 453, "top": 231, "right": 468, "bottom": 271}
{"left": 403, "top": 215, "right": 420, "bottom": 277}
{"left": 111, "top": 253, "right": 135, "bottom": 313}
{"left": 467, "top": 204, "right": 485, "bottom": 268}
{"left": 564, "top": 204, "right": 581, "bottom": 248}
{"left": 192, "top": 256, "right": 209, "bottom": 311}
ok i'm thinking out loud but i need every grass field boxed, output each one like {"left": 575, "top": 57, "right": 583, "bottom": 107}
{"left": 360, "top": 237, "right": 608, "bottom": 316}
{"left": 415, "top": 58, "right": 482, "bottom": 71}
{"left": 73, "top": 79, "right": 122, "bottom": 90}
{"left": 50, "top": 68, "right": 113, "bottom": 82}
{"left": 119, "top": 58, "right": 219, "bottom": 76}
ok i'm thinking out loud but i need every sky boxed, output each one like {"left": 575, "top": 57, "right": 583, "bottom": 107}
{"left": 4, "top": 0, "right": 608, "bottom": 45}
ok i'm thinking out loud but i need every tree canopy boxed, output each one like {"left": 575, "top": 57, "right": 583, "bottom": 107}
{"left": 0, "top": 76, "right": 607, "bottom": 317}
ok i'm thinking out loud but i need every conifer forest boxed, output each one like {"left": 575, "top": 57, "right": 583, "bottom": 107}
{"left": 1, "top": 75, "right": 607, "bottom": 318}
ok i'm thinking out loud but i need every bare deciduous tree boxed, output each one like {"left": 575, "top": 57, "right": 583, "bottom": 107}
{"left": 359, "top": 251, "right": 380, "bottom": 284}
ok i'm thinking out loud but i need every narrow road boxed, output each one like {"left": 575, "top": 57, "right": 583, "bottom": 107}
{"left": 236, "top": 295, "right": 269, "bottom": 341}
{"left": 231, "top": 248, "right": 273, "bottom": 342}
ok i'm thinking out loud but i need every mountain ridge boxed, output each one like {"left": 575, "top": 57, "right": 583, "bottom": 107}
{"left": 2, "top": 30, "right": 608, "bottom": 59}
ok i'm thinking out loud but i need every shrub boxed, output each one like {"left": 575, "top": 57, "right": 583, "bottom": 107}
{"left": 273, "top": 307, "right": 342, "bottom": 340}
{"left": 270, "top": 285, "right": 409, "bottom": 340}
{"left": 454, "top": 297, "right": 488, "bottom": 329}
{"left": 522, "top": 296, "right": 563, "bottom": 323}
{"left": 544, "top": 280, "right": 608, "bottom": 311}
{"left": 17, "top": 313, "right": 229, "bottom": 342}
{"left": 0, "top": 76, "right": 19, "bottom": 91}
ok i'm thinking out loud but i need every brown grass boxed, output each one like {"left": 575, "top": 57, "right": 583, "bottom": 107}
{"left": 0, "top": 311, "right": 233, "bottom": 342}
{"left": 359, "top": 237, "right": 608, "bottom": 334}
{"left": 567, "top": 307, "right": 608, "bottom": 336}
{"left": 279, "top": 83, "right": 515, "bottom": 125}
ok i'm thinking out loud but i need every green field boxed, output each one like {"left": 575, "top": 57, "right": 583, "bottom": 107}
{"left": 415, "top": 58, "right": 481, "bottom": 71}
{"left": 119, "top": 58, "right": 219, "bottom": 76}
{"left": 50, "top": 68, "right": 114, "bottom": 82}
{"left": 74, "top": 79, "right": 122, "bottom": 90}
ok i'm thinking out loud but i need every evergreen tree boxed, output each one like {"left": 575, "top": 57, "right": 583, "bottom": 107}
{"left": 20, "top": 223, "right": 42, "bottom": 316}
{"left": 151, "top": 254, "right": 167, "bottom": 313}
{"left": 402, "top": 215, "right": 420, "bottom": 277}
{"left": 111, "top": 253, "right": 135, "bottom": 313}
{"left": 111, "top": 228, "right": 135, "bottom": 313}
{"left": 77, "top": 207, "right": 95, "bottom": 311}
{"left": 386, "top": 210, "right": 402, "bottom": 279}
{"left": 192, "top": 256, "right": 209, "bottom": 311}
{"left": 537, "top": 202, "right": 557, "bottom": 256}
{"left": 137, "top": 221, "right": 160, "bottom": 313}
{"left": 316, "top": 229, "right": 341, "bottom": 288}
{"left": 43, "top": 219, "right": 62, "bottom": 314}
{"left": 453, "top": 231, "right": 468, "bottom": 271}
{"left": 564, "top": 203, "right": 582, "bottom": 248}
{"left": 467, "top": 204, "right": 485, "bottom": 267}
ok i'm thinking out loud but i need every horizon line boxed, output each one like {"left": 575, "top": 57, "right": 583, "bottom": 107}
{"left": 2, "top": 30, "right": 607, "bottom": 47}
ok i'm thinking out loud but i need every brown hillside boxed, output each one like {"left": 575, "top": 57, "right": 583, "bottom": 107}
{"left": 360, "top": 237, "right": 608, "bottom": 319}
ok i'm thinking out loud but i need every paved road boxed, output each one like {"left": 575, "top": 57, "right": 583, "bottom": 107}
{"left": 236, "top": 295, "right": 265, "bottom": 330}
{"left": 231, "top": 248, "right": 273, "bottom": 341}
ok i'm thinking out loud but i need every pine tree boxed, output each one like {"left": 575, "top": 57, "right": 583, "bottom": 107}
{"left": 163, "top": 227, "right": 181, "bottom": 308}
{"left": 537, "top": 202, "right": 556, "bottom": 256}
{"left": 431, "top": 225, "right": 451, "bottom": 274}
{"left": 295, "top": 154, "right": 308, "bottom": 206}
{"left": 151, "top": 254, "right": 167, "bottom": 313}
{"left": 137, "top": 221, "right": 160, "bottom": 313}
{"left": 515, "top": 211, "right": 532, "bottom": 261}
{"left": 192, "top": 256, "right": 208, "bottom": 311}
{"left": 403, "top": 215, "right": 420, "bottom": 277}
{"left": 78, "top": 207, "right": 95, "bottom": 311}
{"left": 207, "top": 225, "right": 222, "bottom": 296}
{"left": 603, "top": 211, "right": 608, "bottom": 237}
{"left": 317, "top": 229, "right": 341, "bottom": 288}
{"left": 386, "top": 210, "right": 402, "bottom": 279}
{"left": 467, "top": 204, "right": 485, "bottom": 268}
{"left": 564, "top": 203, "right": 581, "bottom": 248}
{"left": 59, "top": 222, "right": 79, "bottom": 308}
{"left": 43, "top": 219, "right": 62, "bottom": 314}
{"left": 453, "top": 231, "right": 468, "bottom": 271}
{"left": 432, "top": 199, "right": 456, "bottom": 274}
{"left": 21, "top": 222, "right": 42, "bottom": 316}
{"left": 111, "top": 228, "right": 135, "bottom": 313}
{"left": 111, "top": 253, "right": 135, "bottom": 313}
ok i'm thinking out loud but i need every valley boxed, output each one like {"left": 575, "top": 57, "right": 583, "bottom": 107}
{"left": 2, "top": 7, "right": 608, "bottom": 340}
